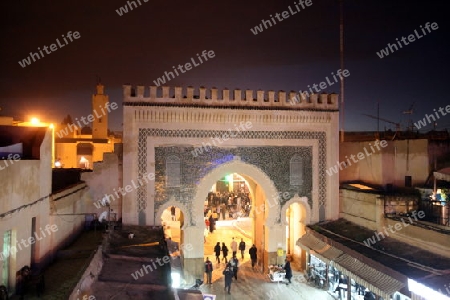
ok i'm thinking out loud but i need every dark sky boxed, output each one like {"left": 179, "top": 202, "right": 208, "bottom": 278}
{"left": 0, "top": 0, "right": 448, "bottom": 132}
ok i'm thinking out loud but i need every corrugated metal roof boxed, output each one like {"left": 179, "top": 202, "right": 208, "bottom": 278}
{"left": 334, "top": 254, "right": 405, "bottom": 299}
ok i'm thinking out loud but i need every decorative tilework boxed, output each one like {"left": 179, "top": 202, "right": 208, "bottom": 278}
{"left": 137, "top": 129, "right": 326, "bottom": 214}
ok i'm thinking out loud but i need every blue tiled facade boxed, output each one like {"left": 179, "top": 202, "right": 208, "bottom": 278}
{"left": 137, "top": 129, "right": 327, "bottom": 222}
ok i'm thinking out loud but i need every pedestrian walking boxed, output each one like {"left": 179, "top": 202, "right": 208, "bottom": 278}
{"left": 230, "top": 237, "right": 238, "bottom": 257}
{"left": 204, "top": 226, "right": 208, "bottom": 243}
{"left": 209, "top": 215, "right": 215, "bottom": 233}
{"left": 223, "top": 263, "right": 234, "bottom": 294}
{"left": 204, "top": 257, "right": 213, "bottom": 284}
{"left": 214, "top": 242, "right": 221, "bottom": 264}
{"left": 238, "top": 238, "right": 246, "bottom": 260}
{"left": 249, "top": 244, "right": 257, "bottom": 269}
{"left": 221, "top": 242, "right": 229, "bottom": 263}
{"left": 212, "top": 210, "right": 218, "bottom": 222}
{"left": 284, "top": 257, "right": 292, "bottom": 284}
{"left": 230, "top": 254, "right": 239, "bottom": 280}
{"left": 217, "top": 205, "right": 221, "bottom": 220}
{"left": 221, "top": 203, "right": 226, "bottom": 220}
{"left": 171, "top": 206, "right": 176, "bottom": 221}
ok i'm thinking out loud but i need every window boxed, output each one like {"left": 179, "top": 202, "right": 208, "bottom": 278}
{"left": 290, "top": 155, "right": 303, "bottom": 186}
{"left": 166, "top": 155, "right": 181, "bottom": 187}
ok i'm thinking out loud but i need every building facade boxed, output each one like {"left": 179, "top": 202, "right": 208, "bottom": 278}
{"left": 122, "top": 85, "right": 340, "bottom": 280}
{"left": 0, "top": 125, "right": 92, "bottom": 297}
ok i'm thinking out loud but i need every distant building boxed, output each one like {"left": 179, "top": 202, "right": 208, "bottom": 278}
{"left": 54, "top": 84, "right": 121, "bottom": 169}
{"left": 339, "top": 131, "right": 450, "bottom": 188}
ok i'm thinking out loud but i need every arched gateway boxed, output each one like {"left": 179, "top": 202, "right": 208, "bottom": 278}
{"left": 122, "top": 85, "right": 340, "bottom": 283}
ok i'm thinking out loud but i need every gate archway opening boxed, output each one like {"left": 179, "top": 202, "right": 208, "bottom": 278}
{"left": 158, "top": 202, "right": 187, "bottom": 288}
{"left": 282, "top": 195, "right": 311, "bottom": 271}
{"left": 154, "top": 158, "right": 309, "bottom": 286}
{"left": 185, "top": 158, "right": 282, "bottom": 284}
{"left": 202, "top": 173, "right": 255, "bottom": 274}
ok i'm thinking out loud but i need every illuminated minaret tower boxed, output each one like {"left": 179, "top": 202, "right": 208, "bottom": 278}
{"left": 92, "top": 82, "right": 109, "bottom": 139}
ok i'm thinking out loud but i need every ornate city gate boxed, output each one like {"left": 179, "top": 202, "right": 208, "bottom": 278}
{"left": 122, "top": 85, "right": 339, "bottom": 281}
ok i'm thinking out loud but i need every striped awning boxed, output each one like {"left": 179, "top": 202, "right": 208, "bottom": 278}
{"left": 333, "top": 254, "right": 406, "bottom": 300}
{"left": 297, "top": 232, "right": 406, "bottom": 299}
{"left": 296, "top": 232, "right": 343, "bottom": 264}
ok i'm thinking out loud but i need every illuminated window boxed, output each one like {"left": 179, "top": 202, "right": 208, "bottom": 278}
{"left": 290, "top": 155, "right": 303, "bottom": 186}
{"left": 166, "top": 156, "right": 181, "bottom": 187}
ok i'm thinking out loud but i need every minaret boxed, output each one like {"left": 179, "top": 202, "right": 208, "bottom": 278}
{"left": 92, "top": 83, "right": 109, "bottom": 139}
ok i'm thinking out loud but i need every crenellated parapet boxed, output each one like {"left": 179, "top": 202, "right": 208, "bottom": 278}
{"left": 123, "top": 85, "right": 339, "bottom": 110}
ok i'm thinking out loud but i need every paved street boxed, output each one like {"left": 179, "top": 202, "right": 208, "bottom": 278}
{"left": 196, "top": 219, "right": 335, "bottom": 300}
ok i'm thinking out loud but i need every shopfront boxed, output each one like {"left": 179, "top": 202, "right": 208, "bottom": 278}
{"left": 298, "top": 231, "right": 409, "bottom": 300}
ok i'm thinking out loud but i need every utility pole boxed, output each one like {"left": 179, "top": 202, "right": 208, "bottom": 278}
{"left": 339, "top": 0, "right": 345, "bottom": 142}
{"left": 377, "top": 101, "right": 380, "bottom": 139}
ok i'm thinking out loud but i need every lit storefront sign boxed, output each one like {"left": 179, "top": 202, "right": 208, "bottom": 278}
{"left": 408, "top": 278, "right": 450, "bottom": 300}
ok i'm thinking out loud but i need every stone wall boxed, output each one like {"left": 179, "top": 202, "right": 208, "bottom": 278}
{"left": 384, "top": 194, "right": 419, "bottom": 215}
{"left": 340, "top": 188, "right": 450, "bottom": 257}
{"left": 49, "top": 183, "right": 89, "bottom": 264}
{"left": 339, "top": 139, "right": 429, "bottom": 187}
{"left": 339, "top": 189, "right": 383, "bottom": 231}
{"left": 82, "top": 146, "right": 123, "bottom": 221}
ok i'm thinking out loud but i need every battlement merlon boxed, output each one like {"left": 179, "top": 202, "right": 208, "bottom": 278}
{"left": 123, "top": 85, "right": 339, "bottom": 110}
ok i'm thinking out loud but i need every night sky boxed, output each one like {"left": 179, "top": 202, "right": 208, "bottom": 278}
{"left": 0, "top": 0, "right": 448, "bottom": 132}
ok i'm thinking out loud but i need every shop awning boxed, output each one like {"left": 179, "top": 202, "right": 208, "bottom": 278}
{"left": 333, "top": 254, "right": 406, "bottom": 300}
{"left": 434, "top": 167, "right": 450, "bottom": 182}
{"left": 296, "top": 232, "right": 343, "bottom": 264}
{"left": 297, "top": 232, "right": 406, "bottom": 299}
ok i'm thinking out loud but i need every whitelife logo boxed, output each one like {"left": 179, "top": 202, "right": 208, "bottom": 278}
{"left": 130, "top": 243, "right": 193, "bottom": 280}
{"left": 326, "top": 140, "right": 388, "bottom": 176}
{"left": 191, "top": 121, "right": 253, "bottom": 157}
{"left": 363, "top": 211, "right": 425, "bottom": 247}
{"left": 0, "top": 154, "right": 20, "bottom": 171}
{"left": 153, "top": 50, "right": 215, "bottom": 87}
{"left": 289, "top": 69, "right": 350, "bottom": 105}
{"left": 55, "top": 102, "right": 118, "bottom": 138}
{"left": 250, "top": 0, "right": 313, "bottom": 35}
{"left": 93, "top": 171, "right": 155, "bottom": 209}
{"left": 414, "top": 105, "right": 450, "bottom": 130}
{"left": 18, "top": 31, "right": 81, "bottom": 68}
{"left": 376, "top": 22, "right": 438, "bottom": 59}
{"left": 116, "top": 0, "right": 149, "bottom": 16}
{"left": 0, "top": 225, "right": 58, "bottom": 261}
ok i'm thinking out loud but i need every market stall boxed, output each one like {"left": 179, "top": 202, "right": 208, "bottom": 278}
{"left": 267, "top": 265, "right": 286, "bottom": 282}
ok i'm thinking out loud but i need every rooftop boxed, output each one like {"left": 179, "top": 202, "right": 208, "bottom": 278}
{"left": 91, "top": 225, "right": 174, "bottom": 299}
{"left": 342, "top": 130, "right": 450, "bottom": 142}
{"left": 310, "top": 219, "right": 450, "bottom": 293}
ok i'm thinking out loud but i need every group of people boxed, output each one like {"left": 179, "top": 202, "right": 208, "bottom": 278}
{"left": 205, "top": 238, "right": 259, "bottom": 294}
{"left": 204, "top": 190, "right": 252, "bottom": 220}
{"left": 213, "top": 238, "right": 249, "bottom": 264}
